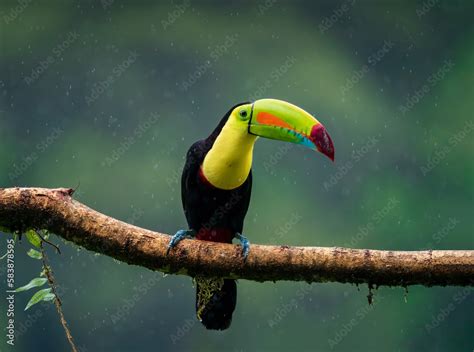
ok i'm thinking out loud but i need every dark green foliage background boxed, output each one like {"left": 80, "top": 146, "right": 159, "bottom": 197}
{"left": 0, "top": 0, "right": 473, "bottom": 351}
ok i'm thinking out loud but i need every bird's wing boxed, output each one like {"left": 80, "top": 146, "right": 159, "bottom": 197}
{"left": 181, "top": 140, "right": 207, "bottom": 228}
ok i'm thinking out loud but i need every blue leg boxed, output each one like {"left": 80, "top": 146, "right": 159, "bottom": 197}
{"left": 235, "top": 233, "right": 250, "bottom": 260}
{"left": 167, "top": 229, "right": 195, "bottom": 255}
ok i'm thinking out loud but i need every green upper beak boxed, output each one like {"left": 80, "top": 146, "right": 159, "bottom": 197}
{"left": 249, "top": 99, "right": 335, "bottom": 161}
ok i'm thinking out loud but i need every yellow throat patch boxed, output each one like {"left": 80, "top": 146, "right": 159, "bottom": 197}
{"left": 202, "top": 113, "right": 257, "bottom": 190}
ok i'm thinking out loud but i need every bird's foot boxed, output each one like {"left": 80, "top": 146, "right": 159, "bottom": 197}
{"left": 235, "top": 233, "right": 250, "bottom": 260}
{"left": 167, "top": 229, "right": 195, "bottom": 255}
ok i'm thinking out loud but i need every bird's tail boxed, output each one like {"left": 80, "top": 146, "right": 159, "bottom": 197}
{"left": 195, "top": 277, "right": 237, "bottom": 330}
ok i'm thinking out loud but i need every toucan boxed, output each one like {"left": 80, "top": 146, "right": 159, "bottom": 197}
{"left": 167, "top": 99, "right": 334, "bottom": 330}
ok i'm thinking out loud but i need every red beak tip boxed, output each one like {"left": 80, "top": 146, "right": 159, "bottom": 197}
{"left": 322, "top": 149, "right": 335, "bottom": 162}
{"left": 310, "top": 124, "right": 335, "bottom": 162}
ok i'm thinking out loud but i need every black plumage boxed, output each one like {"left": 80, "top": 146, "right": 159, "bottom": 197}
{"left": 180, "top": 103, "right": 252, "bottom": 330}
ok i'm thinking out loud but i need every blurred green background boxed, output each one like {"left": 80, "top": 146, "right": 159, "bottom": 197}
{"left": 1, "top": 0, "right": 473, "bottom": 351}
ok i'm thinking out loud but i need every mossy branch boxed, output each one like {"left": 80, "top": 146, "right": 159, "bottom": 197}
{"left": 0, "top": 187, "right": 473, "bottom": 287}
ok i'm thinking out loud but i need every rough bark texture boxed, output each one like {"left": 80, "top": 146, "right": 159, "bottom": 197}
{"left": 0, "top": 187, "right": 473, "bottom": 287}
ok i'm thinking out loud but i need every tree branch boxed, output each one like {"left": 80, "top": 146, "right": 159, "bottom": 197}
{"left": 0, "top": 187, "right": 473, "bottom": 287}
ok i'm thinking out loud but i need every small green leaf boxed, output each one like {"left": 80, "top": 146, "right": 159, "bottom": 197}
{"left": 42, "top": 292, "right": 56, "bottom": 302}
{"left": 27, "top": 249, "right": 42, "bottom": 259}
{"left": 15, "top": 277, "right": 48, "bottom": 292}
{"left": 41, "top": 230, "right": 50, "bottom": 240}
{"left": 25, "top": 288, "right": 55, "bottom": 311}
{"left": 25, "top": 230, "right": 42, "bottom": 248}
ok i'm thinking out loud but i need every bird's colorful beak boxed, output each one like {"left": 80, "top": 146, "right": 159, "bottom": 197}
{"left": 249, "top": 99, "right": 335, "bottom": 161}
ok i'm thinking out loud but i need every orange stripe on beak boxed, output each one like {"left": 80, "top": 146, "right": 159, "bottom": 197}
{"left": 256, "top": 112, "right": 293, "bottom": 130}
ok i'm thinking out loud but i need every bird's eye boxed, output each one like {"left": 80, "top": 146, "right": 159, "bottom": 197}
{"left": 239, "top": 110, "right": 248, "bottom": 119}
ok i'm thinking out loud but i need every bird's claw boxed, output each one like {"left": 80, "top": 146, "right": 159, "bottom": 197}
{"left": 167, "top": 229, "right": 195, "bottom": 255}
{"left": 235, "top": 233, "right": 250, "bottom": 260}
